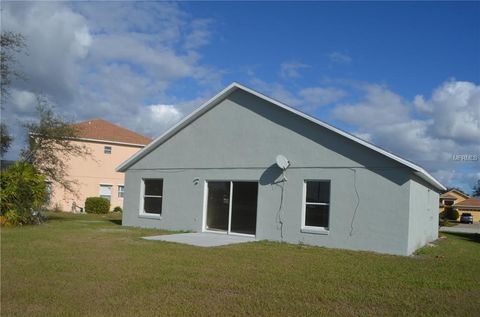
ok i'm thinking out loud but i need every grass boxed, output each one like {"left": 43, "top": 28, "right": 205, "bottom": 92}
{"left": 1, "top": 212, "right": 479, "bottom": 316}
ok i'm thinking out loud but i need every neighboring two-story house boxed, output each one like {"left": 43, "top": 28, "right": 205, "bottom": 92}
{"left": 49, "top": 119, "right": 151, "bottom": 212}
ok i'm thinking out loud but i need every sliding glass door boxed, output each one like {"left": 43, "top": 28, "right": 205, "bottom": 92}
{"left": 206, "top": 181, "right": 258, "bottom": 235}
{"left": 206, "top": 182, "right": 230, "bottom": 232}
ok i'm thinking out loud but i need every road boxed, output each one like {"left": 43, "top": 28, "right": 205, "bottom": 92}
{"left": 440, "top": 222, "right": 480, "bottom": 234}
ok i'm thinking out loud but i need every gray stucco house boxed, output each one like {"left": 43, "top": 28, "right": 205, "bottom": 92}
{"left": 117, "top": 83, "right": 445, "bottom": 256}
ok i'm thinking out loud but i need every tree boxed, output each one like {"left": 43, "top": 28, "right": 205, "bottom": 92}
{"left": 1, "top": 31, "right": 26, "bottom": 157}
{"left": 0, "top": 122, "right": 13, "bottom": 156}
{"left": 473, "top": 180, "right": 480, "bottom": 197}
{"left": 21, "top": 96, "right": 90, "bottom": 195}
{"left": 1, "top": 31, "right": 26, "bottom": 100}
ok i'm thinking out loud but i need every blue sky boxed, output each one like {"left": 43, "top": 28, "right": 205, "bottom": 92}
{"left": 2, "top": 1, "right": 479, "bottom": 192}
{"left": 179, "top": 2, "right": 479, "bottom": 98}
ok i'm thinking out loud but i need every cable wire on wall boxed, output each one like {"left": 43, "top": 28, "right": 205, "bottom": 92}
{"left": 274, "top": 170, "right": 287, "bottom": 241}
{"left": 349, "top": 168, "right": 360, "bottom": 236}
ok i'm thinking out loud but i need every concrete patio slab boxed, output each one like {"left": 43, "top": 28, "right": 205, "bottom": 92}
{"left": 142, "top": 232, "right": 257, "bottom": 247}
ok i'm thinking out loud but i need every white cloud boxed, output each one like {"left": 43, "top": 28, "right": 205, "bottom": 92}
{"left": 328, "top": 52, "right": 352, "bottom": 64}
{"left": 184, "top": 19, "right": 213, "bottom": 50}
{"left": 132, "top": 104, "right": 183, "bottom": 137}
{"left": 1, "top": 1, "right": 222, "bottom": 159}
{"left": 250, "top": 76, "right": 346, "bottom": 111}
{"left": 2, "top": 2, "right": 92, "bottom": 104}
{"left": 332, "top": 84, "right": 410, "bottom": 126}
{"left": 10, "top": 89, "right": 37, "bottom": 113}
{"left": 279, "top": 61, "right": 309, "bottom": 79}
{"left": 331, "top": 80, "right": 480, "bottom": 189}
{"left": 414, "top": 80, "right": 480, "bottom": 145}
{"left": 250, "top": 77, "right": 302, "bottom": 107}
{"left": 298, "top": 87, "right": 346, "bottom": 109}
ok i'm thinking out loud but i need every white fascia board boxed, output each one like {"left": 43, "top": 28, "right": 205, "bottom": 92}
{"left": 116, "top": 83, "right": 238, "bottom": 172}
{"left": 73, "top": 137, "right": 147, "bottom": 148}
{"left": 116, "top": 82, "right": 445, "bottom": 191}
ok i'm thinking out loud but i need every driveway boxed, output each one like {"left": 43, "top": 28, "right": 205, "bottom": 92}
{"left": 440, "top": 222, "right": 480, "bottom": 234}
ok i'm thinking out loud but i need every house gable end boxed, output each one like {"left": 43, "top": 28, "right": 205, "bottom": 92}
{"left": 118, "top": 83, "right": 444, "bottom": 191}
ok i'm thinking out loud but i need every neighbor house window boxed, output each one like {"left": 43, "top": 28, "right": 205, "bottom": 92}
{"left": 104, "top": 146, "right": 112, "bottom": 154}
{"left": 45, "top": 181, "right": 52, "bottom": 204}
{"left": 118, "top": 185, "right": 125, "bottom": 198}
{"left": 99, "top": 184, "right": 112, "bottom": 201}
{"left": 142, "top": 179, "right": 163, "bottom": 215}
{"left": 302, "top": 181, "right": 330, "bottom": 232}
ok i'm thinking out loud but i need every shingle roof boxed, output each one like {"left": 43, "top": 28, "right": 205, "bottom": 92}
{"left": 455, "top": 197, "right": 480, "bottom": 209}
{"left": 72, "top": 119, "right": 151, "bottom": 146}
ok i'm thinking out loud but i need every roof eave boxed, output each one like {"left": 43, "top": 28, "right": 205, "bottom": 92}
{"left": 116, "top": 83, "right": 239, "bottom": 172}
{"left": 116, "top": 82, "right": 446, "bottom": 192}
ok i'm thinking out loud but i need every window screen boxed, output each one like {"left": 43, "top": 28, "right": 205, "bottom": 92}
{"left": 304, "top": 181, "right": 330, "bottom": 229}
{"left": 143, "top": 179, "right": 163, "bottom": 215}
{"left": 118, "top": 185, "right": 125, "bottom": 198}
{"left": 100, "top": 184, "right": 112, "bottom": 201}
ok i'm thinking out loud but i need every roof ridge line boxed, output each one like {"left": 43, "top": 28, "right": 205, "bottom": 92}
{"left": 116, "top": 82, "right": 445, "bottom": 191}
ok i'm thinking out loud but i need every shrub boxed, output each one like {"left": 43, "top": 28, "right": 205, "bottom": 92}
{"left": 2, "top": 210, "right": 23, "bottom": 226}
{"left": 444, "top": 207, "right": 459, "bottom": 221}
{"left": 113, "top": 206, "right": 122, "bottom": 213}
{"left": 439, "top": 218, "right": 449, "bottom": 227}
{"left": 85, "top": 197, "right": 110, "bottom": 214}
{"left": 0, "top": 162, "right": 47, "bottom": 225}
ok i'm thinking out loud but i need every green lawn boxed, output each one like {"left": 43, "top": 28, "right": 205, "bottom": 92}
{"left": 1, "top": 212, "right": 479, "bottom": 316}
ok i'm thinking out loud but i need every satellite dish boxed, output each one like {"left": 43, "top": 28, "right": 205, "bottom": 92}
{"left": 276, "top": 155, "right": 290, "bottom": 170}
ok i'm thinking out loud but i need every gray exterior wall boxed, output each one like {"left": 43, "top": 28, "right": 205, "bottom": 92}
{"left": 123, "top": 89, "right": 439, "bottom": 256}
{"left": 407, "top": 177, "right": 440, "bottom": 254}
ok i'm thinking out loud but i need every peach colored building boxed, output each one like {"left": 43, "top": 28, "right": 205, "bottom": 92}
{"left": 48, "top": 119, "right": 151, "bottom": 212}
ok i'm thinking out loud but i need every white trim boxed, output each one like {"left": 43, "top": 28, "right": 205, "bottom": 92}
{"left": 116, "top": 83, "right": 239, "bottom": 172}
{"left": 203, "top": 180, "right": 258, "bottom": 236}
{"left": 227, "top": 181, "right": 233, "bottom": 233}
{"left": 204, "top": 229, "right": 228, "bottom": 235}
{"left": 301, "top": 227, "right": 330, "bottom": 235}
{"left": 139, "top": 213, "right": 161, "bottom": 220}
{"left": 116, "top": 82, "right": 445, "bottom": 191}
{"left": 301, "top": 180, "right": 331, "bottom": 234}
{"left": 139, "top": 178, "right": 163, "bottom": 218}
{"left": 117, "top": 184, "right": 125, "bottom": 198}
{"left": 29, "top": 132, "right": 149, "bottom": 148}
{"left": 73, "top": 137, "right": 148, "bottom": 148}
{"left": 201, "top": 180, "right": 208, "bottom": 233}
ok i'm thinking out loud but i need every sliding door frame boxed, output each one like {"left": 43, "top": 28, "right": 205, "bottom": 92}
{"left": 202, "top": 180, "right": 258, "bottom": 237}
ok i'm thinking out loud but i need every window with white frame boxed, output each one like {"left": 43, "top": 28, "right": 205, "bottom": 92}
{"left": 118, "top": 185, "right": 125, "bottom": 198}
{"left": 142, "top": 179, "right": 163, "bottom": 215}
{"left": 104, "top": 146, "right": 112, "bottom": 154}
{"left": 303, "top": 181, "right": 330, "bottom": 231}
{"left": 45, "top": 181, "right": 52, "bottom": 204}
{"left": 99, "top": 184, "right": 112, "bottom": 201}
